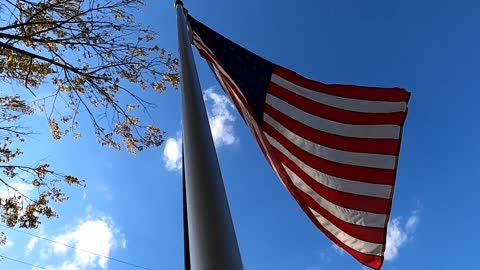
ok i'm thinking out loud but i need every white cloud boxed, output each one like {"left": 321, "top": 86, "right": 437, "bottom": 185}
{"left": 162, "top": 87, "right": 236, "bottom": 172}
{"left": 35, "top": 215, "right": 126, "bottom": 270}
{"left": 405, "top": 214, "right": 418, "bottom": 231}
{"left": 203, "top": 88, "right": 236, "bottom": 147}
{"left": 331, "top": 243, "right": 345, "bottom": 255}
{"left": 384, "top": 218, "right": 407, "bottom": 261}
{"left": 0, "top": 237, "right": 14, "bottom": 250}
{"left": 384, "top": 210, "right": 420, "bottom": 261}
{"left": 0, "top": 181, "right": 33, "bottom": 199}
{"left": 26, "top": 237, "right": 40, "bottom": 253}
{"left": 51, "top": 234, "right": 69, "bottom": 255}
{"left": 0, "top": 181, "right": 34, "bottom": 252}
{"left": 303, "top": 247, "right": 334, "bottom": 270}
{"left": 163, "top": 135, "right": 182, "bottom": 171}
{"left": 58, "top": 220, "right": 114, "bottom": 268}
{"left": 318, "top": 249, "right": 332, "bottom": 263}
{"left": 94, "top": 185, "right": 114, "bottom": 202}
{"left": 314, "top": 213, "right": 420, "bottom": 269}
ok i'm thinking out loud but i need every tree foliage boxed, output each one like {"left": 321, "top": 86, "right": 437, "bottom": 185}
{"left": 0, "top": 0, "right": 178, "bottom": 236}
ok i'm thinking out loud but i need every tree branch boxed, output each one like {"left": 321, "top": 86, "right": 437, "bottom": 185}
{"left": 0, "top": 40, "right": 105, "bottom": 80}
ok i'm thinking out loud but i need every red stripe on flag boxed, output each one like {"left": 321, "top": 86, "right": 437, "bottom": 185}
{"left": 274, "top": 66, "right": 410, "bottom": 102}
{"left": 264, "top": 104, "right": 400, "bottom": 155}
{"left": 277, "top": 151, "right": 392, "bottom": 214}
{"left": 264, "top": 124, "right": 396, "bottom": 185}
{"left": 214, "top": 71, "right": 248, "bottom": 120}
{"left": 264, "top": 142, "right": 384, "bottom": 269}
{"left": 299, "top": 191, "right": 386, "bottom": 243}
{"left": 268, "top": 82, "right": 407, "bottom": 125}
{"left": 193, "top": 32, "right": 394, "bottom": 270}
{"left": 257, "top": 112, "right": 385, "bottom": 269}
{"left": 300, "top": 191, "right": 385, "bottom": 267}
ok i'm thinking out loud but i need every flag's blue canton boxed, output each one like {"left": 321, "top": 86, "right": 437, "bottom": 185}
{"left": 188, "top": 15, "right": 275, "bottom": 124}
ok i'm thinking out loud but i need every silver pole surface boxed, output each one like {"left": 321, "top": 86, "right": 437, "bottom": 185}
{"left": 174, "top": 1, "right": 244, "bottom": 270}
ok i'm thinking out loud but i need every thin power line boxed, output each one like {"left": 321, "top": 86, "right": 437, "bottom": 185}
{"left": 0, "top": 225, "right": 151, "bottom": 270}
{"left": 0, "top": 254, "right": 48, "bottom": 269}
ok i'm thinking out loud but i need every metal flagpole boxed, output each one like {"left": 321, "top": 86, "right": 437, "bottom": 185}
{"left": 181, "top": 143, "right": 191, "bottom": 270}
{"left": 174, "top": 1, "right": 244, "bottom": 270}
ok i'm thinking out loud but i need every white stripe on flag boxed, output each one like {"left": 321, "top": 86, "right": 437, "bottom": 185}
{"left": 264, "top": 132, "right": 393, "bottom": 199}
{"left": 279, "top": 156, "right": 388, "bottom": 228}
{"left": 272, "top": 73, "right": 408, "bottom": 114}
{"left": 266, "top": 94, "right": 401, "bottom": 139}
{"left": 308, "top": 207, "right": 384, "bottom": 256}
{"left": 264, "top": 114, "right": 397, "bottom": 169}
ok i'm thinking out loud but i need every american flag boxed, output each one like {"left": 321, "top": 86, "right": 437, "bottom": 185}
{"left": 187, "top": 14, "right": 410, "bottom": 270}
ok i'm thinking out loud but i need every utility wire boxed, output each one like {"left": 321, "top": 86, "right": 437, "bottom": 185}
{"left": 0, "top": 225, "right": 152, "bottom": 270}
{"left": 0, "top": 254, "right": 48, "bottom": 269}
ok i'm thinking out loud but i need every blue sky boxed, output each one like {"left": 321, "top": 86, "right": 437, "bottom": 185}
{"left": 1, "top": 0, "right": 479, "bottom": 269}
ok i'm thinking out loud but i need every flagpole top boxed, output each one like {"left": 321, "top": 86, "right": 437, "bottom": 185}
{"left": 174, "top": 0, "right": 184, "bottom": 8}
